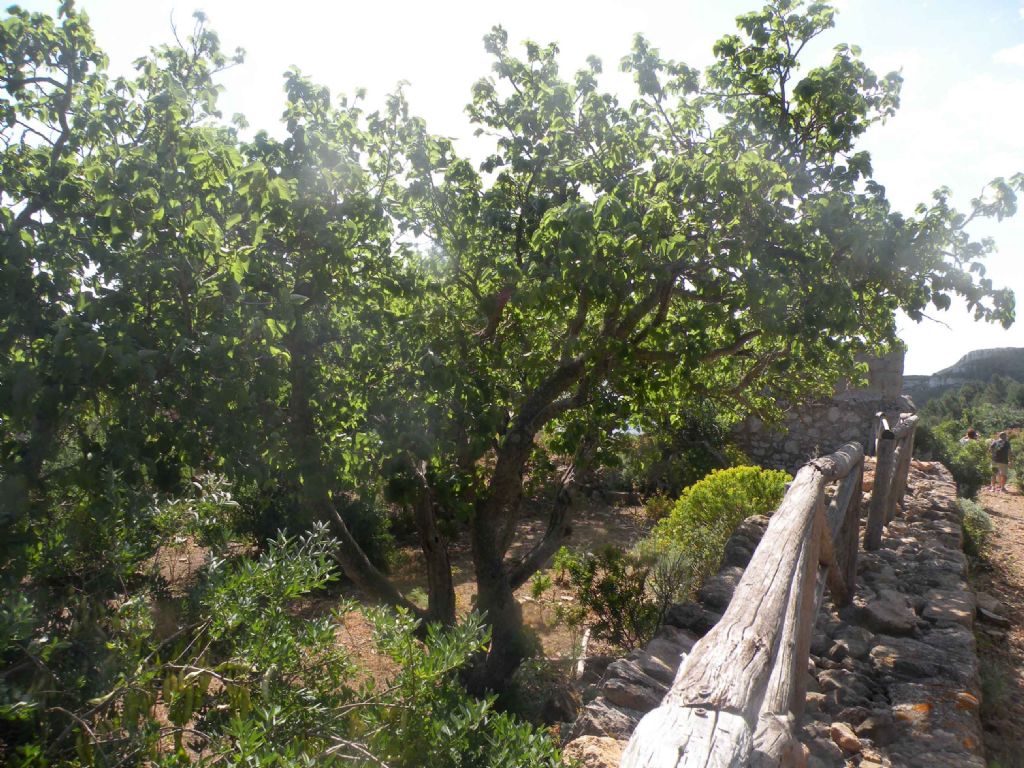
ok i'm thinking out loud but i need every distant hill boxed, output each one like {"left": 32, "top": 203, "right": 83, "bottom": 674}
{"left": 905, "top": 347, "right": 1024, "bottom": 402}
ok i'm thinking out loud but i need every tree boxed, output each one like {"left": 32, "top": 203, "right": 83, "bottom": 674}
{"left": 366, "top": 1, "right": 1019, "bottom": 688}
{"left": 3, "top": 0, "right": 1021, "bottom": 698}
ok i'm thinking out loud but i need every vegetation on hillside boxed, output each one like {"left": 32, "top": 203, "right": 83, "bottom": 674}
{"left": 916, "top": 376, "right": 1024, "bottom": 496}
{"left": 2, "top": 0, "right": 1022, "bottom": 762}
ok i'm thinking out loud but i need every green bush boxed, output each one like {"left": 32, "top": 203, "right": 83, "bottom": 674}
{"left": 653, "top": 466, "right": 790, "bottom": 585}
{"left": 1011, "top": 435, "right": 1024, "bottom": 493}
{"left": 916, "top": 423, "right": 991, "bottom": 498}
{"left": 1, "top": 503, "right": 562, "bottom": 767}
{"left": 959, "top": 498, "right": 994, "bottom": 557}
{"left": 554, "top": 541, "right": 689, "bottom": 650}
{"left": 947, "top": 439, "right": 992, "bottom": 499}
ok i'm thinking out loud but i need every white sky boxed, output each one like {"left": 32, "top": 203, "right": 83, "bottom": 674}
{"left": 16, "top": 0, "right": 1024, "bottom": 374}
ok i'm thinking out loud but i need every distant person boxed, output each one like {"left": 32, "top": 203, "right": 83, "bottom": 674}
{"left": 989, "top": 431, "right": 1012, "bottom": 492}
{"left": 960, "top": 427, "right": 978, "bottom": 444}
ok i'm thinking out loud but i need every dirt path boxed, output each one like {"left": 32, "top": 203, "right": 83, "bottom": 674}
{"left": 973, "top": 486, "right": 1024, "bottom": 767}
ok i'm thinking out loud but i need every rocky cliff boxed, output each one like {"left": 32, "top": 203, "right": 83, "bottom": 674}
{"left": 904, "top": 347, "right": 1024, "bottom": 399}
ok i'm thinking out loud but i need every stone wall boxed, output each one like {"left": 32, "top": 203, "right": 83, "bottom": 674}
{"left": 733, "top": 351, "right": 912, "bottom": 474}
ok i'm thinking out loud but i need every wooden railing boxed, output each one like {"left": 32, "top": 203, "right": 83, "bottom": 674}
{"left": 621, "top": 412, "right": 918, "bottom": 767}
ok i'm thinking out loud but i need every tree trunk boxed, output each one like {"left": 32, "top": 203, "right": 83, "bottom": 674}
{"left": 467, "top": 510, "right": 529, "bottom": 694}
{"left": 465, "top": 427, "right": 537, "bottom": 693}
{"left": 285, "top": 316, "right": 424, "bottom": 618}
{"left": 410, "top": 461, "right": 457, "bottom": 626}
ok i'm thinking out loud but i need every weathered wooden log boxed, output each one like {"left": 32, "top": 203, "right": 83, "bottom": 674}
{"left": 864, "top": 429, "right": 895, "bottom": 551}
{"left": 809, "top": 441, "right": 863, "bottom": 482}
{"left": 890, "top": 412, "right": 917, "bottom": 439}
{"left": 839, "top": 468, "right": 862, "bottom": 600}
{"left": 621, "top": 464, "right": 827, "bottom": 768}
{"left": 886, "top": 417, "right": 918, "bottom": 523}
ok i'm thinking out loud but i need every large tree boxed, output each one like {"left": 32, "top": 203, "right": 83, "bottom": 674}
{"left": 3, "top": 0, "right": 1020, "bottom": 695}
{"left": 362, "top": 2, "right": 1019, "bottom": 688}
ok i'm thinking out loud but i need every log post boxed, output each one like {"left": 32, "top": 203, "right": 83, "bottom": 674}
{"left": 864, "top": 421, "right": 896, "bottom": 551}
{"left": 821, "top": 460, "right": 863, "bottom": 607}
{"left": 885, "top": 416, "right": 918, "bottom": 523}
{"left": 841, "top": 468, "right": 862, "bottom": 597}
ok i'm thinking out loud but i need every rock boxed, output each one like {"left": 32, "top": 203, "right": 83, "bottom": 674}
{"left": 829, "top": 722, "right": 862, "bottom": 754}
{"left": 721, "top": 515, "right": 769, "bottom": 568}
{"left": 975, "top": 590, "right": 1006, "bottom": 615}
{"left": 834, "top": 625, "right": 874, "bottom": 647}
{"left": 697, "top": 566, "right": 745, "bottom": 613}
{"left": 542, "top": 684, "right": 581, "bottom": 723}
{"left": 626, "top": 648, "right": 676, "bottom": 687}
{"left": 921, "top": 589, "right": 975, "bottom": 628}
{"left": 806, "top": 670, "right": 822, "bottom": 693}
{"left": 664, "top": 602, "right": 720, "bottom": 635}
{"left": 921, "top": 624, "right": 976, "bottom": 659}
{"left": 603, "top": 677, "right": 662, "bottom": 713}
{"left": 805, "top": 691, "right": 827, "bottom": 713}
{"left": 810, "top": 631, "right": 832, "bottom": 657}
{"left": 601, "top": 659, "right": 667, "bottom": 712}
{"left": 977, "top": 605, "right": 1012, "bottom": 627}
{"left": 869, "top": 635, "right": 975, "bottom": 686}
{"left": 834, "top": 706, "right": 869, "bottom": 725}
{"left": 566, "top": 697, "right": 642, "bottom": 741}
{"left": 829, "top": 636, "right": 869, "bottom": 662}
{"left": 855, "top": 711, "right": 899, "bottom": 746}
{"left": 817, "top": 668, "right": 872, "bottom": 706}
{"left": 646, "top": 625, "right": 697, "bottom": 666}
{"left": 576, "top": 654, "right": 615, "bottom": 689}
{"left": 561, "top": 735, "right": 625, "bottom": 768}
{"left": 955, "top": 691, "right": 980, "bottom": 711}
{"left": 860, "top": 589, "right": 918, "bottom": 635}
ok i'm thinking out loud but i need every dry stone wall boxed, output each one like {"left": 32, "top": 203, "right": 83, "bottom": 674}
{"left": 733, "top": 352, "right": 911, "bottom": 474}
{"left": 562, "top": 458, "right": 989, "bottom": 767}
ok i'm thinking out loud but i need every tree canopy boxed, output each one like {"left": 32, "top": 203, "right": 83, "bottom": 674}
{"left": 2, "top": 0, "right": 1021, "bottom": 706}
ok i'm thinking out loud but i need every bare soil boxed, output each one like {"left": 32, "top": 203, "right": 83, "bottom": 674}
{"left": 358, "top": 498, "right": 648, "bottom": 665}
{"left": 971, "top": 486, "right": 1024, "bottom": 767}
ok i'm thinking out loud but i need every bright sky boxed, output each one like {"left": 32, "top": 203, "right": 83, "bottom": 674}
{"left": 17, "top": 0, "right": 1024, "bottom": 374}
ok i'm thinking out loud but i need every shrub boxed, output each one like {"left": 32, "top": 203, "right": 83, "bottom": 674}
{"left": 653, "top": 466, "right": 790, "bottom": 585}
{"left": 631, "top": 537, "right": 692, "bottom": 614}
{"left": 960, "top": 498, "right": 994, "bottom": 558}
{"left": 947, "top": 439, "right": 993, "bottom": 499}
{"left": 1, "top": 500, "right": 562, "bottom": 767}
{"left": 555, "top": 542, "right": 687, "bottom": 650}
{"left": 1011, "top": 435, "right": 1024, "bottom": 493}
{"left": 642, "top": 491, "right": 674, "bottom": 526}
{"left": 915, "top": 423, "right": 991, "bottom": 498}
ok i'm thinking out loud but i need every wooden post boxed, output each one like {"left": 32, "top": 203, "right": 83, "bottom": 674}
{"left": 841, "top": 468, "right": 862, "bottom": 597}
{"left": 864, "top": 421, "right": 896, "bottom": 551}
{"left": 885, "top": 416, "right": 918, "bottom": 523}
{"left": 821, "top": 461, "right": 863, "bottom": 607}
{"left": 885, "top": 440, "right": 905, "bottom": 524}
